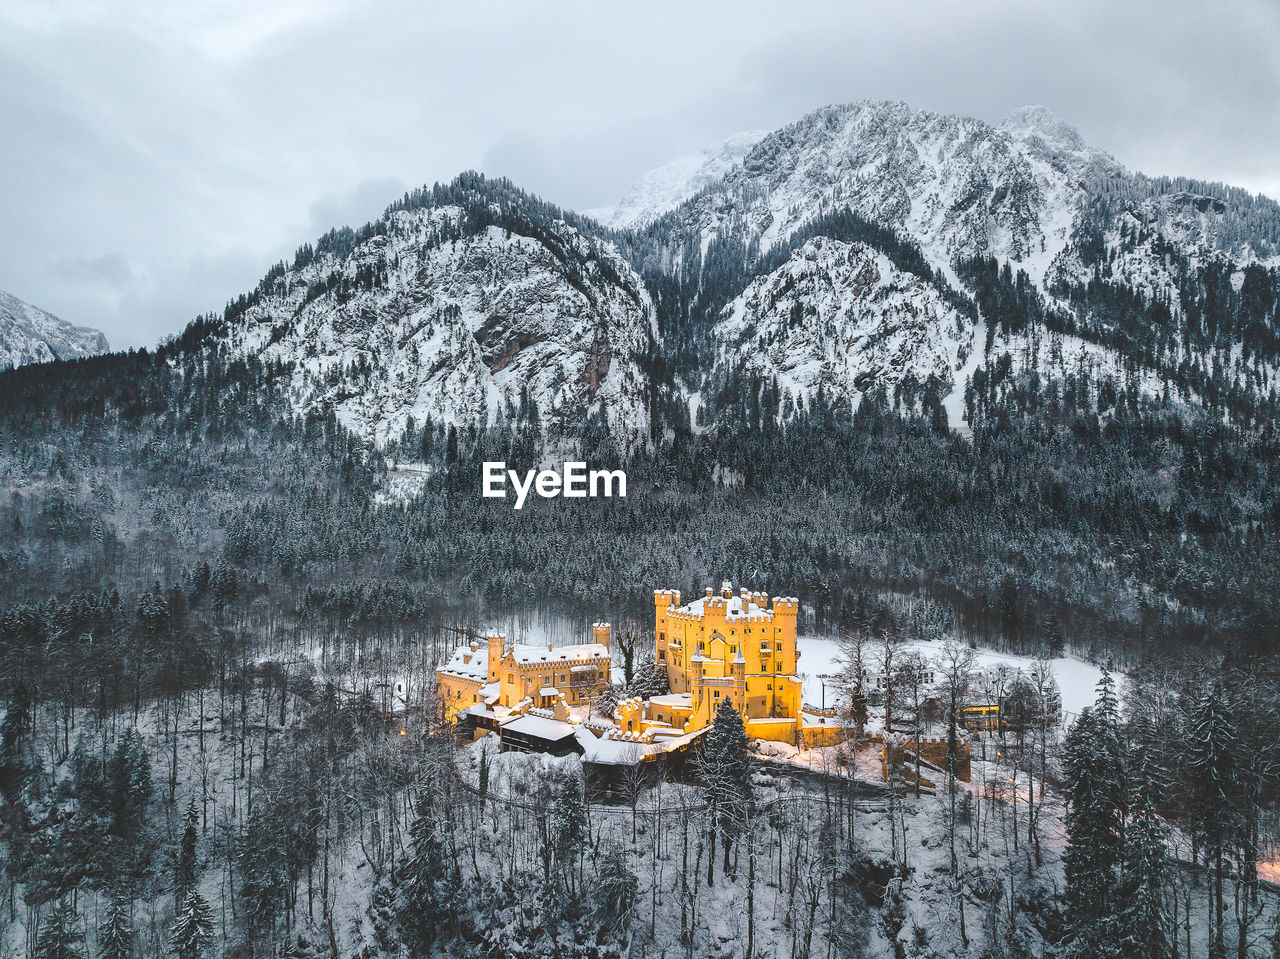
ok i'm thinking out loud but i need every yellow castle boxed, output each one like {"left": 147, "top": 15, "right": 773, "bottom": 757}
{"left": 618, "top": 581, "right": 819, "bottom": 744}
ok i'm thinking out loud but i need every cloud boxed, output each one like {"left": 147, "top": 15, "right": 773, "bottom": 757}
{"left": 53, "top": 253, "right": 136, "bottom": 289}
{"left": 306, "top": 177, "right": 410, "bottom": 239}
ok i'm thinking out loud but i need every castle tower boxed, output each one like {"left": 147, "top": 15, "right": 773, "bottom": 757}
{"left": 593, "top": 622, "right": 611, "bottom": 646}
{"left": 486, "top": 632, "right": 505, "bottom": 683}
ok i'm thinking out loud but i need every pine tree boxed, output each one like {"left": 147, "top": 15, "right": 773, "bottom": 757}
{"left": 98, "top": 889, "right": 135, "bottom": 959}
{"left": 1115, "top": 776, "right": 1171, "bottom": 959}
{"left": 399, "top": 789, "right": 459, "bottom": 955}
{"left": 593, "top": 844, "right": 637, "bottom": 937}
{"left": 550, "top": 773, "right": 589, "bottom": 898}
{"left": 1185, "top": 681, "right": 1243, "bottom": 958}
{"left": 34, "top": 901, "right": 84, "bottom": 959}
{"left": 176, "top": 797, "right": 199, "bottom": 895}
{"left": 697, "top": 697, "right": 753, "bottom": 885}
{"left": 1062, "top": 669, "right": 1126, "bottom": 950}
{"left": 169, "top": 891, "right": 214, "bottom": 959}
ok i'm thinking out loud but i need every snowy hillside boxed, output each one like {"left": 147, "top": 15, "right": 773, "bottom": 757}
{"left": 712, "top": 237, "right": 974, "bottom": 408}
{"left": 0, "top": 288, "right": 109, "bottom": 370}
{"left": 190, "top": 102, "right": 1280, "bottom": 442}
{"left": 213, "top": 178, "right": 656, "bottom": 445}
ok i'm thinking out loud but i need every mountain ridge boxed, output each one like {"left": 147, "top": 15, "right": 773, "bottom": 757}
{"left": 69, "top": 100, "right": 1280, "bottom": 445}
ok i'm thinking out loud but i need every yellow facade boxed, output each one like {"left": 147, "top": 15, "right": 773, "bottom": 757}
{"left": 637, "top": 581, "right": 806, "bottom": 742}
{"left": 437, "top": 625, "right": 612, "bottom": 723}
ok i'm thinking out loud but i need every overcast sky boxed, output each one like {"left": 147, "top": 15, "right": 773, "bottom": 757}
{"left": 3, "top": 0, "right": 1278, "bottom": 350}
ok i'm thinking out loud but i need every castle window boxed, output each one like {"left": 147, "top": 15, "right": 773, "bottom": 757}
{"left": 730, "top": 645, "right": 737, "bottom": 654}
{"left": 659, "top": 632, "right": 665, "bottom": 644}
{"left": 714, "top": 691, "right": 720, "bottom": 698}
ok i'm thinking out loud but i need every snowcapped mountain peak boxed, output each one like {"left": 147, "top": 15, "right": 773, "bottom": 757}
{"left": 585, "top": 129, "right": 768, "bottom": 229}
{"left": 0, "top": 289, "right": 109, "bottom": 370}
{"left": 1001, "top": 105, "right": 1084, "bottom": 148}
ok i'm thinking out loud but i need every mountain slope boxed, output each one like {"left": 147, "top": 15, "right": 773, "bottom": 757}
{"left": 0, "top": 289, "right": 109, "bottom": 370}
{"left": 207, "top": 175, "right": 656, "bottom": 446}
{"left": 606, "top": 100, "right": 1280, "bottom": 427}
{"left": 175, "top": 101, "right": 1280, "bottom": 445}
{"left": 711, "top": 236, "right": 973, "bottom": 411}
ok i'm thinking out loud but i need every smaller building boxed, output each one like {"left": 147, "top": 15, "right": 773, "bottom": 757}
{"left": 436, "top": 624, "right": 613, "bottom": 723}
{"left": 499, "top": 714, "right": 583, "bottom": 756}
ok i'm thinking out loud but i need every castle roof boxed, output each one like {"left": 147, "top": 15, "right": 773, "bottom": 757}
{"left": 438, "top": 643, "right": 488, "bottom": 681}
{"left": 674, "top": 593, "right": 771, "bottom": 622}
{"left": 510, "top": 642, "right": 610, "bottom": 665}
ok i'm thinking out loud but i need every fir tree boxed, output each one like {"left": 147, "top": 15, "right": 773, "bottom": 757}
{"left": 34, "top": 901, "right": 84, "bottom": 959}
{"left": 175, "top": 797, "right": 199, "bottom": 896}
{"left": 169, "top": 890, "right": 214, "bottom": 959}
{"left": 1115, "top": 776, "right": 1171, "bottom": 959}
{"left": 399, "top": 789, "right": 459, "bottom": 955}
{"left": 98, "top": 889, "right": 135, "bottom": 959}
{"left": 593, "top": 844, "right": 637, "bottom": 937}
{"left": 550, "top": 773, "right": 589, "bottom": 898}
{"left": 697, "top": 697, "right": 753, "bottom": 885}
{"left": 1062, "top": 669, "right": 1126, "bottom": 950}
{"left": 1185, "top": 680, "right": 1243, "bottom": 958}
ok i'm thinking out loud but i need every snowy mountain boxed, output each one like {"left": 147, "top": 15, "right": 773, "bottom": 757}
{"left": 187, "top": 101, "right": 1280, "bottom": 445}
{"left": 584, "top": 131, "right": 767, "bottom": 229}
{"left": 0, "top": 288, "right": 109, "bottom": 370}
{"left": 210, "top": 176, "right": 656, "bottom": 446}
{"left": 606, "top": 100, "right": 1280, "bottom": 426}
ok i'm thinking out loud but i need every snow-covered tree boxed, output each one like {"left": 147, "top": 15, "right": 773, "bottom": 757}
{"left": 34, "top": 901, "right": 84, "bottom": 959}
{"left": 169, "top": 891, "right": 214, "bottom": 959}
{"left": 98, "top": 889, "right": 136, "bottom": 959}
{"left": 1115, "top": 775, "right": 1171, "bottom": 959}
{"left": 593, "top": 844, "right": 637, "bottom": 936}
{"left": 697, "top": 696, "right": 753, "bottom": 886}
{"left": 1062, "top": 668, "right": 1126, "bottom": 949}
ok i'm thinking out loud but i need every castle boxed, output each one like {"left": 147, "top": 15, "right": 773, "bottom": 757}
{"left": 618, "top": 581, "right": 841, "bottom": 747}
{"left": 436, "top": 581, "right": 845, "bottom": 756}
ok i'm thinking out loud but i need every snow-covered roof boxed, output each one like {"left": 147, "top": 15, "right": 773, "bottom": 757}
{"left": 670, "top": 590, "right": 796, "bottom": 623}
{"left": 510, "top": 642, "right": 610, "bottom": 665}
{"left": 573, "top": 725, "right": 652, "bottom": 764}
{"left": 438, "top": 643, "right": 488, "bottom": 681}
{"left": 648, "top": 693, "right": 692, "bottom": 708}
{"left": 502, "top": 715, "right": 577, "bottom": 741}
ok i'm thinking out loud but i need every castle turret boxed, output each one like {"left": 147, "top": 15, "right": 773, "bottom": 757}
{"left": 593, "top": 622, "right": 611, "bottom": 646}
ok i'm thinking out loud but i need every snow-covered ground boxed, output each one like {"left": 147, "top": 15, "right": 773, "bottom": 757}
{"left": 796, "top": 635, "right": 1118, "bottom": 723}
